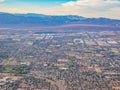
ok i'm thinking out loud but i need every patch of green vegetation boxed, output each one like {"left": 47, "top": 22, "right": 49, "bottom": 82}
{"left": 0, "top": 65, "right": 30, "bottom": 74}
{"left": 69, "top": 59, "right": 74, "bottom": 62}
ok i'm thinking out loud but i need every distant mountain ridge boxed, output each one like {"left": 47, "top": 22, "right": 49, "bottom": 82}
{"left": 0, "top": 12, "right": 120, "bottom": 26}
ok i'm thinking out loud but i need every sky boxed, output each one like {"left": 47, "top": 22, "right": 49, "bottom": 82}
{"left": 0, "top": 0, "right": 120, "bottom": 19}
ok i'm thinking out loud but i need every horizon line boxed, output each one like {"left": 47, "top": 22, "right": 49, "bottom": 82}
{"left": 0, "top": 11, "right": 119, "bottom": 20}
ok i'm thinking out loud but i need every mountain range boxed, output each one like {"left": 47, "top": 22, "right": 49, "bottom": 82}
{"left": 0, "top": 12, "right": 120, "bottom": 26}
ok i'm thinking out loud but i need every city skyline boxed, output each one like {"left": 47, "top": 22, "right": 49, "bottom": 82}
{"left": 0, "top": 0, "right": 120, "bottom": 19}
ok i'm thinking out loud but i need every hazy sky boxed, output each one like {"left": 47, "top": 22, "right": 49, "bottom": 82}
{"left": 0, "top": 0, "right": 120, "bottom": 19}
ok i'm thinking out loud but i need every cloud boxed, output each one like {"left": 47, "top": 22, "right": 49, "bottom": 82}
{"left": 0, "top": 8, "right": 28, "bottom": 13}
{"left": 0, "top": 0, "right": 4, "bottom": 2}
{"left": 47, "top": 0, "right": 120, "bottom": 19}
{"left": 62, "top": 0, "right": 120, "bottom": 10}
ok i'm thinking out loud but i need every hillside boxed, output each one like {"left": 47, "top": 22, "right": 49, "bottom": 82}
{"left": 0, "top": 12, "right": 120, "bottom": 26}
